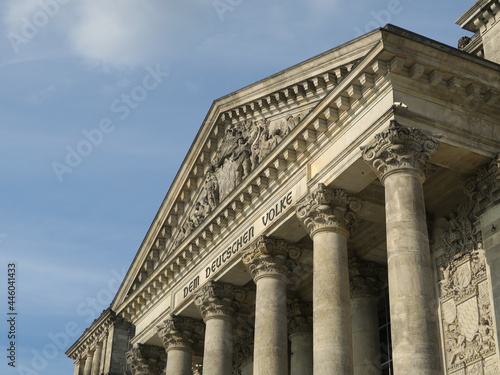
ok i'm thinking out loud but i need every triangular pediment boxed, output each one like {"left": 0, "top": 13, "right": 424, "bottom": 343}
{"left": 111, "top": 25, "right": 500, "bottom": 320}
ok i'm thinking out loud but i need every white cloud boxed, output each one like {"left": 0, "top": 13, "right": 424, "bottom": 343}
{"left": 69, "top": 1, "right": 170, "bottom": 69}
{"left": 3, "top": 0, "right": 41, "bottom": 30}
{"left": 2, "top": 1, "right": 214, "bottom": 69}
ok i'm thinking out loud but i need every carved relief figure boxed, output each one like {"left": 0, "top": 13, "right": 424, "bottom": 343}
{"left": 173, "top": 113, "right": 303, "bottom": 247}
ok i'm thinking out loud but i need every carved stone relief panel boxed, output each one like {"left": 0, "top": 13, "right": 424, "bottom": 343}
{"left": 437, "top": 249, "right": 496, "bottom": 374}
{"left": 174, "top": 113, "right": 304, "bottom": 246}
{"left": 434, "top": 157, "right": 500, "bottom": 375}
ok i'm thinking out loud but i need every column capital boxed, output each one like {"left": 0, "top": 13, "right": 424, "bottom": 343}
{"left": 194, "top": 280, "right": 246, "bottom": 321}
{"left": 243, "top": 236, "right": 302, "bottom": 282}
{"left": 462, "top": 154, "right": 500, "bottom": 213}
{"left": 361, "top": 120, "right": 439, "bottom": 183}
{"left": 125, "top": 344, "right": 166, "bottom": 375}
{"left": 233, "top": 335, "right": 254, "bottom": 372}
{"left": 349, "top": 258, "right": 386, "bottom": 298}
{"left": 295, "top": 183, "right": 361, "bottom": 238}
{"left": 287, "top": 299, "right": 313, "bottom": 336}
{"left": 157, "top": 315, "right": 204, "bottom": 353}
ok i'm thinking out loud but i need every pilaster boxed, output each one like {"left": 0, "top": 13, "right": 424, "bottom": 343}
{"left": 233, "top": 335, "right": 254, "bottom": 375}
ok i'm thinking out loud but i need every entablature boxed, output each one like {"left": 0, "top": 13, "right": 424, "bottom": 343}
{"left": 66, "top": 308, "right": 116, "bottom": 360}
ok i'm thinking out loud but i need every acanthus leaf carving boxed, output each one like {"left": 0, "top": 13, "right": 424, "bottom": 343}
{"left": 157, "top": 315, "right": 204, "bottom": 352}
{"left": 243, "top": 236, "right": 303, "bottom": 282}
{"left": 361, "top": 120, "right": 440, "bottom": 182}
{"left": 295, "top": 183, "right": 361, "bottom": 237}
{"left": 233, "top": 334, "right": 254, "bottom": 375}
{"left": 194, "top": 280, "right": 247, "bottom": 321}
{"left": 125, "top": 343, "right": 166, "bottom": 375}
{"left": 287, "top": 299, "right": 313, "bottom": 335}
{"left": 348, "top": 257, "right": 387, "bottom": 297}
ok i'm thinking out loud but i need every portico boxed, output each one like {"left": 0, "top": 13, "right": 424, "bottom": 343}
{"left": 67, "top": 3, "right": 500, "bottom": 374}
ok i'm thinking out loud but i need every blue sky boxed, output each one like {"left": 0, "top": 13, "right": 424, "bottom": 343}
{"left": 0, "top": 0, "right": 474, "bottom": 374}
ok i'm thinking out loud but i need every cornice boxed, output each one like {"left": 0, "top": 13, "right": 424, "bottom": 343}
{"left": 66, "top": 309, "right": 116, "bottom": 359}
{"left": 456, "top": 0, "right": 499, "bottom": 32}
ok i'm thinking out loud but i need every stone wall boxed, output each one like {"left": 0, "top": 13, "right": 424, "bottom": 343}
{"left": 432, "top": 158, "right": 500, "bottom": 375}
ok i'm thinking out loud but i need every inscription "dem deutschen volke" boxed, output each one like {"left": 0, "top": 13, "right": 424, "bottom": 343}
{"left": 181, "top": 189, "right": 294, "bottom": 300}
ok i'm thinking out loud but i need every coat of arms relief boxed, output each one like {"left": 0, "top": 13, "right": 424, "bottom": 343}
{"left": 435, "top": 157, "right": 500, "bottom": 375}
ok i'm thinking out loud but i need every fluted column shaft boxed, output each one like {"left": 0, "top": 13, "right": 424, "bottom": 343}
{"left": 362, "top": 121, "right": 441, "bottom": 375}
{"left": 296, "top": 184, "right": 360, "bottom": 374}
{"left": 243, "top": 236, "right": 302, "bottom": 375}
{"left": 83, "top": 352, "right": 93, "bottom": 375}
{"left": 73, "top": 359, "right": 82, "bottom": 375}
{"left": 90, "top": 343, "right": 102, "bottom": 375}
{"left": 195, "top": 281, "right": 246, "bottom": 375}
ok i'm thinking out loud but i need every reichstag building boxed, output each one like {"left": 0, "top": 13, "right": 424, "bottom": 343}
{"left": 67, "top": 1, "right": 500, "bottom": 374}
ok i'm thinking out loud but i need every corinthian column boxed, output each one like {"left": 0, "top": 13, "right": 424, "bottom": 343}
{"left": 90, "top": 342, "right": 102, "bottom": 375}
{"left": 295, "top": 184, "right": 361, "bottom": 374}
{"left": 195, "top": 281, "right": 246, "bottom": 375}
{"left": 157, "top": 315, "right": 204, "bottom": 375}
{"left": 243, "top": 236, "right": 302, "bottom": 375}
{"left": 362, "top": 120, "right": 441, "bottom": 375}
{"left": 288, "top": 299, "right": 313, "bottom": 375}
{"left": 125, "top": 344, "right": 166, "bottom": 375}
{"left": 349, "top": 258, "right": 386, "bottom": 375}
{"left": 83, "top": 350, "right": 93, "bottom": 375}
{"left": 73, "top": 358, "right": 82, "bottom": 375}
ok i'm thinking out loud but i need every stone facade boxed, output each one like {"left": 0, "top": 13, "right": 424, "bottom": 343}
{"left": 67, "top": 2, "right": 500, "bottom": 374}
